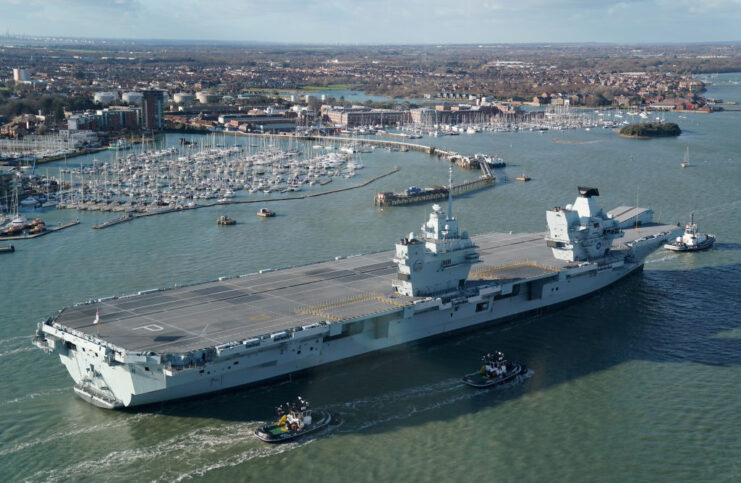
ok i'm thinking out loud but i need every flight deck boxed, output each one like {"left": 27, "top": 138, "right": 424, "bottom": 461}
{"left": 52, "top": 223, "right": 673, "bottom": 355}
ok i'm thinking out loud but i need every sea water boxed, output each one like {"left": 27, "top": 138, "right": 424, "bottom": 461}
{"left": 1, "top": 75, "right": 739, "bottom": 481}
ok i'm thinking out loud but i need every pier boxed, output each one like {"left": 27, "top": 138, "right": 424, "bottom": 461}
{"left": 92, "top": 213, "right": 134, "bottom": 230}
{"left": 0, "top": 220, "right": 80, "bottom": 240}
{"left": 287, "top": 134, "right": 435, "bottom": 155}
{"left": 374, "top": 162, "right": 493, "bottom": 207}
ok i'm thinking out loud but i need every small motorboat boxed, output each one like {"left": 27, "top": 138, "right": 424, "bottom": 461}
{"left": 515, "top": 174, "right": 531, "bottom": 182}
{"left": 217, "top": 215, "right": 236, "bottom": 225}
{"left": 255, "top": 397, "right": 332, "bottom": 444}
{"left": 664, "top": 213, "right": 715, "bottom": 252}
{"left": 462, "top": 351, "right": 527, "bottom": 388}
{"left": 257, "top": 208, "right": 275, "bottom": 218}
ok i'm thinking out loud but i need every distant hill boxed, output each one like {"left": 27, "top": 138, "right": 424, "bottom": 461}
{"left": 620, "top": 122, "right": 681, "bottom": 138}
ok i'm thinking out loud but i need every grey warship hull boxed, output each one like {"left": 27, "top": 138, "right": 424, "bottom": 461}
{"left": 34, "top": 207, "right": 680, "bottom": 409}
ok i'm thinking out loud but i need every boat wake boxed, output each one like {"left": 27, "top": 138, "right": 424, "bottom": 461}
{"left": 155, "top": 374, "right": 531, "bottom": 480}
{"left": 0, "top": 335, "right": 31, "bottom": 347}
{"left": 22, "top": 371, "right": 532, "bottom": 481}
{"left": 326, "top": 372, "right": 533, "bottom": 433}
{"left": 164, "top": 416, "right": 348, "bottom": 481}
{"left": 166, "top": 438, "right": 311, "bottom": 483}
{"left": 1, "top": 411, "right": 157, "bottom": 458}
{"left": 0, "top": 346, "right": 36, "bottom": 359}
{"left": 646, "top": 253, "right": 680, "bottom": 265}
{"left": 0, "top": 387, "right": 68, "bottom": 407}
{"left": 25, "top": 415, "right": 329, "bottom": 482}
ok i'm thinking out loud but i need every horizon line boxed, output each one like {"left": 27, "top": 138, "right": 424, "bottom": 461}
{"left": 2, "top": 33, "right": 741, "bottom": 48}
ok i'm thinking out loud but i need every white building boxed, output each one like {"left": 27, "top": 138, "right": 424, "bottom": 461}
{"left": 94, "top": 92, "right": 118, "bottom": 104}
{"left": 13, "top": 68, "right": 30, "bottom": 82}
{"left": 121, "top": 92, "right": 143, "bottom": 105}
{"left": 196, "top": 91, "right": 220, "bottom": 104}
{"left": 173, "top": 93, "right": 194, "bottom": 105}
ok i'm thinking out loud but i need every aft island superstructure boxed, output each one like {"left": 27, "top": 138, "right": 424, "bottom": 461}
{"left": 34, "top": 187, "right": 680, "bottom": 408}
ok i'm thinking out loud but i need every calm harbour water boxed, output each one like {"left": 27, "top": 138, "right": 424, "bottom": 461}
{"left": 1, "top": 75, "right": 740, "bottom": 482}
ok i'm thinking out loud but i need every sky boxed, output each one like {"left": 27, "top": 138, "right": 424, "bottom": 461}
{"left": 1, "top": 0, "right": 740, "bottom": 44}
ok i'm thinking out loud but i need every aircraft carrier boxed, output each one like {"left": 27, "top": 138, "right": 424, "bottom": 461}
{"left": 33, "top": 186, "right": 680, "bottom": 408}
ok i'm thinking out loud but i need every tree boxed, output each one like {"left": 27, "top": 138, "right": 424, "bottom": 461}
{"left": 40, "top": 96, "right": 55, "bottom": 115}
{"left": 54, "top": 103, "right": 66, "bottom": 122}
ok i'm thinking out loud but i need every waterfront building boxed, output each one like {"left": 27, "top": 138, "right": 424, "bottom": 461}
{"left": 67, "top": 112, "right": 100, "bottom": 131}
{"left": 67, "top": 108, "right": 141, "bottom": 132}
{"left": 0, "top": 167, "right": 18, "bottom": 206}
{"left": 248, "top": 122, "right": 297, "bottom": 133}
{"left": 100, "top": 107, "right": 141, "bottom": 131}
{"left": 56, "top": 130, "right": 99, "bottom": 147}
{"left": 323, "top": 106, "right": 410, "bottom": 127}
{"left": 410, "top": 105, "right": 499, "bottom": 127}
{"left": 142, "top": 90, "right": 165, "bottom": 131}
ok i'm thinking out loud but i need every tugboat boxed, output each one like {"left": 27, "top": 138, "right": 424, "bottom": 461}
{"left": 462, "top": 351, "right": 527, "bottom": 388}
{"left": 216, "top": 215, "right": 236, "bottom": 225}
{"left": 254, "top": 397, "right": 332, "bottom": 443}
{"left": 664, "top": 213, "right": 715, "bottom": 252}
{"left": 256, "top": 208, "right": 275, "bottom": 218}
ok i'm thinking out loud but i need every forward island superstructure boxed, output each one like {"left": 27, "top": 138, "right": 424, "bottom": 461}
{"left": 33, "top": 187, "right": 681, "bottom": 408}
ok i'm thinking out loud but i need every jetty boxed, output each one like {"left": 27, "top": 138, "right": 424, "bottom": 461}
{"left": 288, "top": 134, "right": 434, "bottom": 155}
{"left": 0, "top": 220, "right": 80, "bottom": 240}
{"left": 92, "top": 213, "right": 134, "bottom": 230}
{"left": 375, "top": 162, "right": 493, "bottom": 207}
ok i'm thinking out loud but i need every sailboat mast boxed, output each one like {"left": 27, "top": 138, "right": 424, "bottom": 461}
{"left": 447, "top": 165, "right": 453, "bottom": 220}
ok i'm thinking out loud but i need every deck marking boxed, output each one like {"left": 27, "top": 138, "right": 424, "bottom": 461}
{"left": 132, "top": 324, "right": 164, "bottom": 332}
{"left": 248, "top": 313, "right": 271, "bottom": 321}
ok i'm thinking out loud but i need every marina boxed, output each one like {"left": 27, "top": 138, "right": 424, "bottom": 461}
{"left": 45, "top": 137, "right": 384, "bottom": 216}
{"left": 86, "top": 166, "right": 400, "bottom": 229}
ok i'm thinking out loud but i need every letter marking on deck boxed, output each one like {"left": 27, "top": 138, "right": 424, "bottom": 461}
{"left": 132, "top": 324, "right": 164, "bottom": 332}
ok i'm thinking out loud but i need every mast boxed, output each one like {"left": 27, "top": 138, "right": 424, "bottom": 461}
{"left": 447, "top": 164, "right": 453, "bottom": 220}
